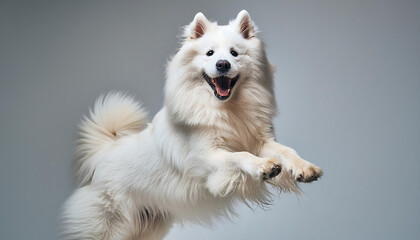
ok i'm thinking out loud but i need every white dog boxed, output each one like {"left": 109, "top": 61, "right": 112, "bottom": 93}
{"left": 61, "top": 10, "right": 323, "bottom": 240}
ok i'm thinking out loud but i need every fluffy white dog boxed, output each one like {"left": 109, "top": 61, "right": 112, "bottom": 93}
{"left": 61, "top": 10, "right": 323, "bottom": 240}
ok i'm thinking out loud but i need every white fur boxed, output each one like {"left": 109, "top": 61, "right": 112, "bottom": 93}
{"left": 61, "top": 10, "right": 322, "bottom": 240}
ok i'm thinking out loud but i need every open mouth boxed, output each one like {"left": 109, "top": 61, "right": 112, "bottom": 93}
{"left": 203, "top": 73, "right": 239, "bottom": 100}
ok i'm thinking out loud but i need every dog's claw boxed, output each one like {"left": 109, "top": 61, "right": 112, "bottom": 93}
{"left": 262, "top": 162, "right": 282, "bottom": 180}
{"left": 294, "top": 168, "right": 323, "bottom": 183}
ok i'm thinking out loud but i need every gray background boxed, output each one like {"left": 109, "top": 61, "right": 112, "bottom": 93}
{"left": 1, "top": 0, "right": 419, "bottom": 239}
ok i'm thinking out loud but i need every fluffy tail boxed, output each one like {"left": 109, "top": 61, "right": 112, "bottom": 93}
{"left": 74, "top": 92, "right": 148, "bottom": 186}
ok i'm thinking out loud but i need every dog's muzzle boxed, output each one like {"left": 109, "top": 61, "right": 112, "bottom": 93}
{"left": 203, "top": 73, "right": 239, "bottom": 101}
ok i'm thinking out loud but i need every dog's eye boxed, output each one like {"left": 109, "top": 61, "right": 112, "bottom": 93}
{"left": 230, "top": 50, "right": 238, "bottom": 57}
{"left": 206, "top": 50, "right": 214, "bottom": 56}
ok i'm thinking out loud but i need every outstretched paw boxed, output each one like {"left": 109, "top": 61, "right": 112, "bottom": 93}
{"left": 260, "top": 158, "right": 282, "bottom": 180}
{"left": 291, "top": 163, "right": 323, "bottom": 183}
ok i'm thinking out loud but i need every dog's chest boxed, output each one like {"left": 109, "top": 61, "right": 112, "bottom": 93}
{"left": 213, "top": 113, "right": 264, "bottom": 154}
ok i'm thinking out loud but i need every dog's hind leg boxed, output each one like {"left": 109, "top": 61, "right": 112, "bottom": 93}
{"left": 130, "top": 221, "right": 173, "bottom": 240}
{"left": 129, "top": 208, "right": 173, "bottom": 240}
{"left": 61, "top": 185, "right": 132, "bottom": 239}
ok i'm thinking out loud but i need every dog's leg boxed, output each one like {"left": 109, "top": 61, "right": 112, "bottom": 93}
{"left": 130, "top": 208, "right": 173, "bottom": 240}
{"left": 260, "top": 141, "right": 323, "bottom": 183}
{"left": 61, "top": 186, "right": 131, "bottom": 240}
{"left": 199, "top": 150, "right": 282, "bottom": 196}
{"left": 134, "top": 220, "right": 173, "bottom": 240}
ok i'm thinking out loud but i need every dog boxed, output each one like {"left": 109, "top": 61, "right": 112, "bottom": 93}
{"left": 61, "top": 10, "right": 323, "bottom": 240}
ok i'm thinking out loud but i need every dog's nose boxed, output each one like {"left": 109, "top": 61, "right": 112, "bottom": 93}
{"left": 216, "top": 60, "right": 231, "bottom": 73}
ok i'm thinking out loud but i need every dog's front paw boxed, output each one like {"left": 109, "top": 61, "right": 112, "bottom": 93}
{"left": 259, "top": 158, "right": 282, "bottom": 180}
{"left": 289, "top": 160, "right": 323, "bottom": 183}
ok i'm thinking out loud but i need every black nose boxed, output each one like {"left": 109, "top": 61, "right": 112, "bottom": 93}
{"left": 216, "top": 60, "right": 231, "bottom": 73}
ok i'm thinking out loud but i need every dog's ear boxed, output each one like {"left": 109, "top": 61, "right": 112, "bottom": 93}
{"left": 186, "top": 12, "right": 209, "bottom": 39}
{"left": 235, "top": 10, "right": 256, "bottom": 39}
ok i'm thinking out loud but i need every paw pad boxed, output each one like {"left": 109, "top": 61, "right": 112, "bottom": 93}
{"left": 262, "top": 164, "right": 282, "bottom": 180}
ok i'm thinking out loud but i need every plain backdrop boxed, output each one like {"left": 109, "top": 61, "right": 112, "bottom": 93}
{"left": 1, "top": 0, "right": 419, "bottom": 239}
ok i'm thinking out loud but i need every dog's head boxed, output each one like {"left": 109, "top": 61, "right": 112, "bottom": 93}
{"left": 165, "top": 10, "right": 275, "bottom": 125}
{"left": 180, "top": 10, "right": 260, "bottom": 101}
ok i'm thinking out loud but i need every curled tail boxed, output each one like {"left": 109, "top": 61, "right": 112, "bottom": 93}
{"left": 74, "top": 92, "right": 148, "bottom": 186}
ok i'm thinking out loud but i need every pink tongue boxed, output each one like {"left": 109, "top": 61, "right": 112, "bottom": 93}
{"left": 216, "top": 86, "right": 230, "bottom": 96}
